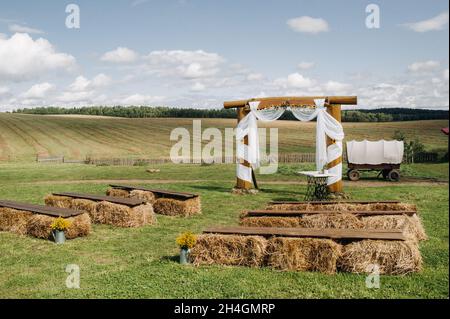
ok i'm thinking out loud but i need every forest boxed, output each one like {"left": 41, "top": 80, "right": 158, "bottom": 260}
{"left": 12, "top": 106, "right": 449, "bottom": 122}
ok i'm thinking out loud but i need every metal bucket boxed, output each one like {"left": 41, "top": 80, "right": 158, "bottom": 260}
{"left": 52, "top": 230, "right": 66, "bottom": 244}
{"left": 179, "top": 248, "right": 190, "bottom": 264}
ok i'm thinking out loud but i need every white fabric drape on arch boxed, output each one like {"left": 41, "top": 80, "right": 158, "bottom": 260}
{"left": 235, "top": 99, "right": 344, "bottom": 186}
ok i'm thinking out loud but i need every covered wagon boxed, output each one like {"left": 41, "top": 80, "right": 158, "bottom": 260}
{"left": 345, "top": 140, "right": 404, "bottom": 181}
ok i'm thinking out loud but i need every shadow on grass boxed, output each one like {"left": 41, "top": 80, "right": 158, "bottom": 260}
{"left": 161, "top": 255, "right": 180, "bottom": 263}
{"left": 258, "top": 188, "right": 304, "bottom": 196}
{"left": 190, "top": 185, "right": 233, "bottom": 192}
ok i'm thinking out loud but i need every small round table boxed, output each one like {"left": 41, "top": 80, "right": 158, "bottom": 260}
{"left": 298, "top": 171, "right": 337, "bottom": 201}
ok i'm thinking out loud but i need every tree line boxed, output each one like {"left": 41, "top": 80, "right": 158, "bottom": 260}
{"left": 12, "top": 106, "right": 449, "bottom": 122}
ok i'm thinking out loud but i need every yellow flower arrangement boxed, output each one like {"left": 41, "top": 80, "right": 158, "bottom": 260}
{"left": 176, "top": 232, "right": 197, "bottom": 249}
{"left": 50, "top": 217, "right": 71, "bottom": 231}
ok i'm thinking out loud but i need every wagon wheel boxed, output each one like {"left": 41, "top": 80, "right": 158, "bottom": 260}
{"left": 347, "top": 169, "right": 360, "bottom": 181}
{"left": 381, "top": 169, "right": 390, "bottom": 179}
{"left": 388, "top": 169, "right": 400, "bottom": 182}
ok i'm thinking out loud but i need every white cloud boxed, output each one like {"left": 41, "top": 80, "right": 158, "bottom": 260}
{"left": 403, "top": 12, "right": 449, "bottom": 32}
{"left": 22, "top": 82, "right": 54, "bottom": 99}
{"left": 101, "top": 47, "right": 139, "bottom": 63}
{"left": 131, "top": 0, "right": 149, "bottom": 7}
{"left": 57, "top": 91, "right": 95, "bottom": 104}
{"left": 92, "top": 73, "right": 112, "bottom": 87}
{"left": 274, "top": 73, "right": 314, "bottom": 88}
{"left": 287, "top": 16, "right": 329, "bottom": 34}
{"left": 444, "top": 69, "right": 449, "bottom": 81}
{"left": 247, "top": 73, "right": 264, "bottom": 81}
{"left": 0, "top": 33, "right": 7, "bottom": 40}
{"left": 143, "top": 50, "right": 224, "bottom": 79}
{"left": 324, "top": 81, "right": 352, "bottom": 93}
{"left": 0, "top": 33, "right": 76, "bottom": 81}
{"left": 69, "top": 74, "right": 112, "bottom": 92}
{"left": 0, "top": 86, "right": 9, "bottom": 95}
{"left": 287, "top": 73, "right": 314, "bottom": 88}
{"left": 408, "top": 60, "right": 440, "bottom": 73}
{"left": 8, "top": 24, "right": 44, "bottom": 34}
{"left": 297, "top": 62, "right": 315, "bottom": 70}
{"left": 54, "top": 74, "right": 112, "bottom": 105}
{"left": 121, "top": 94, "right": 165, "bottom": 105}
{"left": 69, "top": 76, "right": 91, "bottom": 91}
{"left": 191, "top": 82, "right": 206, "bottom": 91}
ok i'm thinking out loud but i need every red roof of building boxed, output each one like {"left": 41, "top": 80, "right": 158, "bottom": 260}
{"left": 442, "top": 127, "right": 449, "bottom": 135}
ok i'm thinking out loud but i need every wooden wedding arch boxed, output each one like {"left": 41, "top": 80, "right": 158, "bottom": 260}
{"left": 224, "top": 96, "right": 358, "bottom": 193}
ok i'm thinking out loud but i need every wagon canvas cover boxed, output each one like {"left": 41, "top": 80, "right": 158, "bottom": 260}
{"left": 346, "top": 140, "right": 404, "bottom": 165}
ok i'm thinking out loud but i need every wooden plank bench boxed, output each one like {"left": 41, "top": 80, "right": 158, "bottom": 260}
{"left": 46, "top": 192, "right": 156, "bottom": 227}
{"left": 203, "top": 226, "right": 407, "bottom": 241}
{"left": 107, "top": 184, "right": 202, "bottom": 217}
{"left": 244, "top": 209, "right": 417, "bottom": 217}
{"left": 52, "top": 192, "right": 146, "bottom": 207}
{"left": 109, "top": 184, "right": 199, "bottom": 199}
{"left": 0, "top": 200, "right": 83, "bottom": 217}
{"left": 269, "top": 200, "right": 401, "bottom": 205}
{"left": 0, "top": 199, "right": 91, "bottom": 239}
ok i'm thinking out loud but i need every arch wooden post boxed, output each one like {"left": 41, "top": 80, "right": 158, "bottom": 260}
{"left": 236, "top": 107, "right": 253, "bottom": 190}
{"left": 326, "top": 103, "right": 343, "bottom": 193}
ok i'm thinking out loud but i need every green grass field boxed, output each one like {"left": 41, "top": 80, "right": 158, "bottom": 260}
{"left": 0, "top": 162, "right": 448, "bottom": 298}
{"left": 0, "top": 113, "right": 448, "bottom": 161}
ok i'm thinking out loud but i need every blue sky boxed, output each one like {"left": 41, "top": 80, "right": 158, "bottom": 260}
{"left": 0, "top": 0, "right": 448, "bottom": 110}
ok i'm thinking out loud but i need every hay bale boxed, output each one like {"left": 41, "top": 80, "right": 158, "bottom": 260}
{"left": 106, "top": 188, "right": 130, "bottom": 198}
{"left": 70, "top": 199, "right": 98, "bottom": 217}
{"left": 240, "top": 217, "right": 301, "bottom": 227}
{"left": 267, "top": 203, "right": 310, "bottom": 211}
{"left": 267, "top": 202, "right": 417, "bottom": 213}
{"left": 131, "top": 203, "right": 157, "bottom": 226}
{"left": 65, "top": 213, "right": 92, "bottom": 239}
{"left": 153, "top": 197, "right": 201, "bottom": 217}
{"left": 190, "top": 234, "right": 267, "bottom": 267}
{"left": 266, "top": 237, "right": 342, "bottom": 274}
{"left": 95, "top": 201, "right": 156, "bottom": 227}
{"left": 26, "top": 213, "right": 91, "bottom": 239}
{"left": 44, "top": 195, "right": 73, "bottom": 209}
{"left": 0, "top": 207, "right": 33, "bottom": 235}
{"left": 362, "top": 215, "right": 427, "bottom": 242}
{"left": 298, "top": 213, "right": 365, "bottom": 229}
{"left": 368, "top": 203, "right": 417, "bottom": 212}
{"left": 337, "top": 240, "right": 422, "bottom": 275}
{"left": 129, "top": 190, "right": 156, "bottom": 204}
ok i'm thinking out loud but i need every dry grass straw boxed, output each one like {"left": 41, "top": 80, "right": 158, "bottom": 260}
{"left": 26, "top": 213, "right": 91, "bottom": 239}
{"left": 362, "top": 214, "right": 427, "bottom": 242}
{"left": 267, "top": 202, "right": 417, "bottom": 213}
{"left": 266, "top": 237, "right": 342, "bottom": 274}
{"left": 338, "top": 240, "right": 422, "bottom": 275}
{"left": 95, "top": 201, "right": 156, "bottom": 227}
{"left": 129, "top": 190, "right": 156, "bottom": 204}
{"left": 106, "top": 188, "right": 130, "bottom": 198}
{"left": 298, "top": 213, "right": 365, "bottom": 229}
{"left": 240, "top": 217, "right": 301, "bottom": 227}
{"left": 71, "top": 199, "right": 98, "bottom": 217}
{"left": 106, "top": 187, "right": 158, "bottom": 204}
{"left": 0, "top": 207, "right": 33, "bottom": 235}
{"left": 44, "top": 195, "right": 73, "bottom": 209}
{"left": 45, "top": 193, "right": 156, "bottom": 227}
{"left": 0, "top": 206, "right": 91, "bottom": 239}
{"left": 153, "top": 197, "right": 201, "bottom": 217}
{"left": 190, "top": 234, "right": 267, "bottom": 267}
{"left": 239, "top": 213, "right": 364, "bottom": 230}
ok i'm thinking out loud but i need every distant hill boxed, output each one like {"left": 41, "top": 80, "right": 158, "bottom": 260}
{"left": 0, "top": 113, "right": 448, "bottom": 162}
{"left": 11, "top": 106, "right": 449, "bottom": 122}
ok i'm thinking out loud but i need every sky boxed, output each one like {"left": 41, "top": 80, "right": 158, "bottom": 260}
{"left": 0, "top": 0, "right": 448, "bottom": 111}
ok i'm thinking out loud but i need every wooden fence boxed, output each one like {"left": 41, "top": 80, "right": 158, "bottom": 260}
{"left": 36, "top": 155, "right": 86, "bottom": 164}
{"left": 84, "top": 154, "right": 319, "bottom": 166}
{"left": 35, "top": 151, "right": 445, "bottom": 166}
